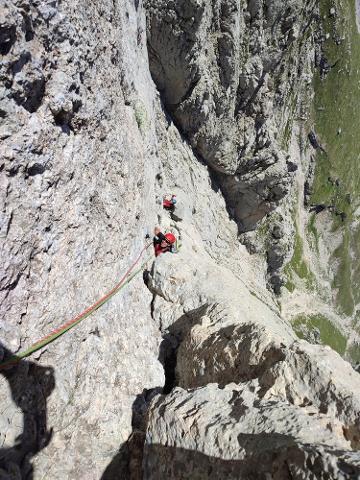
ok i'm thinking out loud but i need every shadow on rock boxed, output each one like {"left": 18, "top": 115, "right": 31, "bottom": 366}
{"left": 101, "top": 306, "right": 209, "bottom": 479}
{"left": 0, "top": 343, "right": 55, "bottom": 480}
{"left": 157, "top": 304, "right": 211, "bottom": 393}
{"left": 142, "top": 437, "right": 360, "bottom": 479}
{"left": 100, "top": 431, "right": 144, "bottom": 480}
{"left": 100, "top": 389, "right": 161, "bottom": 480}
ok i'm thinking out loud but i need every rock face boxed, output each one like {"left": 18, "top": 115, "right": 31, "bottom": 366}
{"left": 0, "top": 1, "right": 164, "bottom": 478}
{"left": 146, "top": 0, "right": 315, "bottom": 232}
{"left": 144, "top": 385, "right": 360, "bottom": 480}
{"left": 1, "top": 0, "right": 360, "bottom": 479}
{"left": 143, "top": 245, "right": 360, "bottom": 479}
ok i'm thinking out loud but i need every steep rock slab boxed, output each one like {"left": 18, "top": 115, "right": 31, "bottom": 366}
{"left": 151, "top": 110, "right": 275, "bottom": 304}
{"left": 0, "top": 0, "right": 164, "bottom": 478}
{"left": 149, "top": 239, "right": 292, "bottom": 338}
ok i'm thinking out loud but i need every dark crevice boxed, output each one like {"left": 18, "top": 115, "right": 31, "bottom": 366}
{"left": 0, "top": 25, "right": 16, "bottom": 55}
{"left": 1, "top": 268, "right": 24, "bottom": 294}
{"left": 7, "top": 165, "right": 21, "bottom": 177}
{"left": 26, "top": 163, "right": 46, "bottom": 177}
{"left": 157, "top": 306, "right": 209, "bottom": 395}
{"left": 158, "top": 333, "right": 179, "bottom": 394}
{"left": 12, "top": 76, "right": 46, "bottom": 113}
{"left": 150, "top": 293, "right": 156, "bottom": 322}
{"left": 235, "top": 71, "right": 267, "bottom": 117}
{"left": 53, "top": 111, "right": 72, "bottom": 128}
{"left": 173, "top": 75, "right": 201, "bottom": 109}
{"left": 53, "top": 98, "right": 82, "bottom": 133}
{"left": 100, "top": 388, "right": 161, "bottom": 480}
{"left": 11, "top": 51, "right": 31, "bottom": 74}
{"left": 20, "top": 11, "right": 35, "bottom": 42}
{"left": 6, "top": 211, "right": 13, "bottom": 236}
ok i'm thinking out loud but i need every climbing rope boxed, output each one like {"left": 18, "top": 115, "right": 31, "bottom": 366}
{"left": 0, "top": 243, "right": 152, "bottom": 371}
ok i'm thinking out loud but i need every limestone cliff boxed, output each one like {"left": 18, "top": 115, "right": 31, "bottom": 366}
{"left": 0, "top": 0, "right": 360, "bottom": 479}
{"left": 1, "top": 1, "right": 164, "bottom": 477}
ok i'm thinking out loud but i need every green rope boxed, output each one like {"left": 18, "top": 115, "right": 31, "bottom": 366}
{"left": 0, "top": 257, "right": 150, "bottom": 370}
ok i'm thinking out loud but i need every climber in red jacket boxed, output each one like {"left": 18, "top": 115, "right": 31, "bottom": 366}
{"left": 163, "top": 194, "right": 177, "bottom": 211}
{"left": 153, "top": 227, "right": 177, "bottom": 257}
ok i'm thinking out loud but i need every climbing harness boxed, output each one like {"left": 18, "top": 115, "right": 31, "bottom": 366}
{"left": 0, "top": 243, "right": 152, "bottom": 371}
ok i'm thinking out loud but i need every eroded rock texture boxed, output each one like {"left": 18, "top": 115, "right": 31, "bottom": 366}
{"left": 143, "top": 241, "right": 360, "bottom": 479}
{"left": 0, "top": 1, "right": 164, "bottom": 478}
{"left": 1, "top": 0, "right": 360, "bottom": 479}
{"left": 146, "top": 0, "right": 315, "bottom": 232}
{"left": 144, "top": 384, "right": 360, "bottom": 480}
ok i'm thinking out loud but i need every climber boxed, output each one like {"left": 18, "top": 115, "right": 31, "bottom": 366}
{"left": 153, "top": 227, "right": 177, "bottom": 257}
{"left": 163, "top": 194, "right": 177, "bottom": 211}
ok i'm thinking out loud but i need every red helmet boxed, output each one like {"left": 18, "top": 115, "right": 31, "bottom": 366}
{"left": 165, "top": 233, "right": 176, "bottom": 244}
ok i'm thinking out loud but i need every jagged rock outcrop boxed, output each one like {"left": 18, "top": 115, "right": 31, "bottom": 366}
{"left": 148, "top": 246, "right": 293, "bottom": 387}
{"left": 145, "top": 245, "right": 360, "bottom": 479}
{"left": 144, "top": 385, "right": 360, "bottom": 480}
{"left": 145, "top": 0, "right": 316, "bottom": 232}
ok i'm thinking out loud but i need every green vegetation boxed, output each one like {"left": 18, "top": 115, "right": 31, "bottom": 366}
{"left": 332, "top": 230, "right": 354, "bottom": 316}
{"left": 133, "top": 100, "right": 148, "bottom": 133}
{"left": 285, "top": 277, "right": 295, "bottom": 293}
{"left": 346, "top": 342, "right": 360, "bottom": 363}
{"left": 284, "top": 222, "right": 317, "bottom": 292}
{"left": 256, "top": 217, "right": 271, "bottom": 240}
{"left": 307, "top": 213, "right": 320, "bottom": 254}
{"left": 311, "top": 0, "right": 360, "bottom": 317}
{"left": 292, "top": 313, "right": 347, "bottom": 355}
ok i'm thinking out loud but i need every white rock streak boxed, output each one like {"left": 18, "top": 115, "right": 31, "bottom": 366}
{"left": 356, "top": 0, "right": 360, "bottom": 33}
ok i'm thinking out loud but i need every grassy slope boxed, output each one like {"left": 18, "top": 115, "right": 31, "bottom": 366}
{"left": 292, "top": 314, "right": 347, "bottom": 355}
{"left": 311, "top": 0, "right": 360, "bottom": 318}
{"left": 285, "top": 0, "right": 360, "bottom": 359}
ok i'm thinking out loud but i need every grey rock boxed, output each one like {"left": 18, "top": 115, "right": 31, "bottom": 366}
{"left": 12, "top": 60, "right": 45, "bottom": 113}
{"left": 0, "top": 1, "right": 164, "bottom": 478}
{"left": 146, "top": 0, "right": 316, "bottom": 231}
{"left": 144, "top": 241, "right": 360, "bottom": 477}
{"left": 145, "top": 384, "right": 360, "bottom": 480}
{"left": 308, "top": 129, "right": 326, "bottom": 152}
{"left": 1, "top": 0, "right": 359, "bottom": 479}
